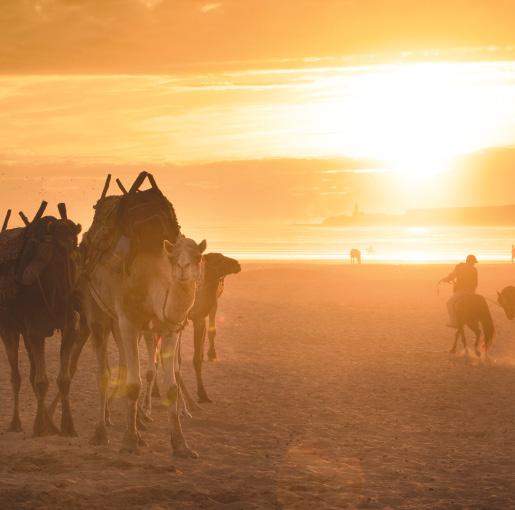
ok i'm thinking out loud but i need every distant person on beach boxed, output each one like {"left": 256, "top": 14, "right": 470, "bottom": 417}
{"left": 440, "top": 254, "right": 478, "bottom": 328}
{"left": 350, "top": 248, "right": 361, "bottom": 264}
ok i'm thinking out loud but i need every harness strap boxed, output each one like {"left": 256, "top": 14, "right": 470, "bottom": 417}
{"left": 87, "top": 280, "right": 117, "bottom": 320}
{"left": 161, "top": 287, "right": 170, "bottom": 324}
{"left": 37, "top": 274, "right": 55, "bottom": 318}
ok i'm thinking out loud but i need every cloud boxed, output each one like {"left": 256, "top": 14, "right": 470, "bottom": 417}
{"left": 200, "top": 2, "right": 222, "bottom": 14}
{"left": 139, "top": 0, "right": 164, "bottom": 8}
{"left": 2, "top": 1, "right": 515, "bottom": 73}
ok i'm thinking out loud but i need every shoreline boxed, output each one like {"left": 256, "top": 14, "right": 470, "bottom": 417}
{"left": 226, "top": 258, "right": 515, "bottom": 266}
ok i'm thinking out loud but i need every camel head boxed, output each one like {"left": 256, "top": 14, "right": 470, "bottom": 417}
{"left": 163, "top": 234, "right": 206, "bottom": 283}
{"left": 203, "top": 253, "right": 241, "bottom": 281}
{"left": 46, "top": 218, "right": 82, "bottom": 250}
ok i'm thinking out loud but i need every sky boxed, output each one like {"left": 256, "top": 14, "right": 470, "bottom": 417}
{"left": 1, "top": 0, "right": 515, "bottom": 230}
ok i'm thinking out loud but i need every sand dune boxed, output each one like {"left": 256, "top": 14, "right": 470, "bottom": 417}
{"left": 1, "top": 263, "right": 515, "bottom": 509}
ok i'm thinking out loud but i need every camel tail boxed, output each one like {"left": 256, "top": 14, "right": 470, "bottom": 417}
{"left": 479, "top": 297, "right": 495, "bottom": 349}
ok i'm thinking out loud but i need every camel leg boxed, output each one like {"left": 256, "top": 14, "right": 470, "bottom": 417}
{"left": 161, "top": 330, "right": 197, "bottom": 458}
{"left": 151, "top": 337, "right": 162, "bottom": 397}
{"left": 1, "top": 330, "right": 22, "bottom": 432}
{"left": 90, "top": 322, "right": 110, "bottom": 446}
{"left": 49, "top": 314, "right": 90, "bottom": 418}
{"left": 141, "top": 330, "right": 156, "bottom": 420}
{"left": 116, "top": 318, "right": 145, "bottom": 453}
{"left": 24, "top": 334, "right": 59, "bottom": 437}
{"left": 193, "top": 318, "right": 211, "bottom": 403}
{"left": 109, "top": 333, "right": 149, "bottom": 430}
{"left": 109, "top": 327, "right": 126, "bottom": 400}
{"left": 57, "top": 322, "right": 78, "bottom": 437}
{"left": 207, "top": 302, "right": 218, "bottom": 361}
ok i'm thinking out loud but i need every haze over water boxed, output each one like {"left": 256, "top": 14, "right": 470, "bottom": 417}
{"left": 194, "top": 224, "right": 515, "bottom": 263}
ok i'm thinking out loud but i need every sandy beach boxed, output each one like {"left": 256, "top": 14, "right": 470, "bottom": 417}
{"left": 1, "top": 262, "right": 515, "bottom": 509}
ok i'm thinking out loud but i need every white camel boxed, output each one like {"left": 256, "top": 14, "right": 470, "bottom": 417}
{"left": 84, "top": 234, "right": 205, "bottom": 456}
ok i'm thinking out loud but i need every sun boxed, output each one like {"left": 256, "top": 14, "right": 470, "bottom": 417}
{"left": 318, "top": 62, "right": 500, "bottom": 181}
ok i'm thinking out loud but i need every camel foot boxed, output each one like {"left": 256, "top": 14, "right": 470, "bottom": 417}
{"left": 198, "top": 395, "right": 212, "bottom": 404}
{"left": 449, "top": 347, "right": 456, "bottom": 354}
{"left": 120, "top": 431, "right": 145, "bottom": 453}
{"left": 8, "top": 416, "right": 22, "bottom": 432}
{"left": 207, "top": 350, "right": 217, "bottom": 361}
{"left": 475, "top": 348, "right": 481, "bottom": 358}
{"left": 90, "top": 423, "right": 109, "bottom": 446}
{"left": 105, "top": 415, "right": 113, "bottom": 427}
{"left": 33, "top": 410, "right": 59, "bottom": 437}
{"left": 173, "top": 445, "right": 199, "bottom": 459}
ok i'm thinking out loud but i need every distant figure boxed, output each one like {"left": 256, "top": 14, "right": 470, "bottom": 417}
{"left": 350, "top": 248, "right": 361, "bottom": 264}
{"left": 439, "top": 254, "right": 478, "bottom": 328}
{"left": 366, "top": 245, "right": 375, "bottom": 255}
{"left": 511, "top": 245, "right": 515, "bottom": 263}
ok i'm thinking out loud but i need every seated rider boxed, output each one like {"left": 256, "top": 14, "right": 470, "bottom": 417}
{"left": 439, "top": 254, "right": 478, "bottom": 328}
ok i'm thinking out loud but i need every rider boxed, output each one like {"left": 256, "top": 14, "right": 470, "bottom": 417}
{"left": 440, "top": 254, "right": 478, "bottom": 327}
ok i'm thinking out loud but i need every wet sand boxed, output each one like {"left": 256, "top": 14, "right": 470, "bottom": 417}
{"left": 1, "top": 262, "right": 515, "bottom": 509}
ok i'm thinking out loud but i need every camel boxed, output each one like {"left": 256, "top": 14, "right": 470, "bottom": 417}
{"left": 350, "top": 248, "right": 361, "bottom": 264}
{"left": 0, "top": 202, "right": 81, "bottom": 436}
{"left": 141, "top": 252, "right": 241, "bottom": 412}
{"left": 497, "top": 285, "right": 515, "bottom": 319}
{"left": 449, "top": 294, "right": 495, "bottom": 358}
{"left": 78, "top": 172, "right": 206, "bottom": 456}
{"left": 188, "top": 253, "right": 241, "bottom": 402}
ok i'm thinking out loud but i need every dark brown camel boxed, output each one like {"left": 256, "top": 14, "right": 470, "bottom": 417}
{"left": 142, "top": 252, "right": 241, "bottom": 410}
{"left": 189, "top": 253, "right": 241, "bottom": 402}
{"left": 0, "top": 202, "right": 81, "bottom": 436}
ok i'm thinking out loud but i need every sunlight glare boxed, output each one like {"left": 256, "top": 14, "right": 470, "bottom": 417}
{"left": 316, "top": 62, "right": 506, "bottom": 181}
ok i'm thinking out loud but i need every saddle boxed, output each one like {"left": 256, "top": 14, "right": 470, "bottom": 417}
{"left": 81, "top": 172, "right": 181, "bottom": 276}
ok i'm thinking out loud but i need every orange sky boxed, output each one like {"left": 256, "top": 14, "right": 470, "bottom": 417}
{"left": 1, "top": 1, "right": 515, "bottom": 227}
{"left": 2, "top": 1, "right": 515, "bottom": 73}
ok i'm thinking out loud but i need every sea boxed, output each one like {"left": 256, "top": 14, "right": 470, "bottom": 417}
{"left": 194, "top": 224, "right": 515, "bottom": 263}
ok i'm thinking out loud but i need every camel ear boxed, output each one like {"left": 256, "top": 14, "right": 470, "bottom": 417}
{"left": 198, "top": 239, "right": 207, "bottom": 253}
{"left": 75, "top": 224, "right": 82, "bottom": 235}
{"left": 163, "top": 239, "right": 175, "bottom": 256}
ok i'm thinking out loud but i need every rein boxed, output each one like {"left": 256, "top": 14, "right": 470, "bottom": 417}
{"left": 436, "top": 280, "right": 503, "bottom": 309}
